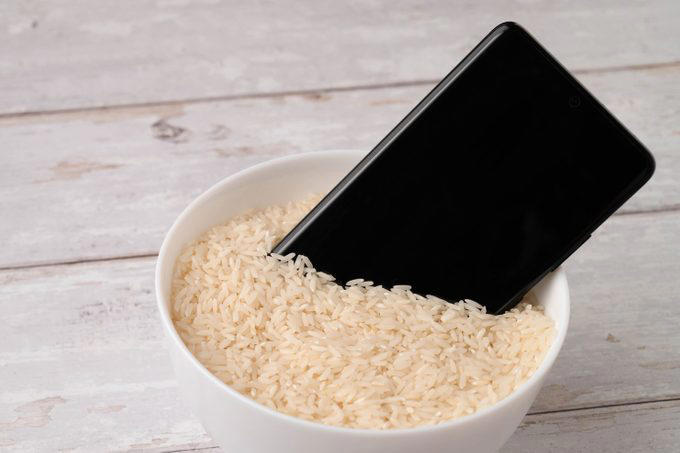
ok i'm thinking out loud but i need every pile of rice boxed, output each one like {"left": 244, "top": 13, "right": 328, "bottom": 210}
{"left": 171, "top": 195, "right": 554, "bottom": 429}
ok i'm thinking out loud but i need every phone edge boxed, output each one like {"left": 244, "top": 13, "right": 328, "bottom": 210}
{"left": 274, "top": 22, "right": 516, "bottom": 254}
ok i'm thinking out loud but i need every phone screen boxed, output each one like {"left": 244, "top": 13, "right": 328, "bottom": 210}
{"left": 274, "top": 23, "right": 654, "bottom": 314}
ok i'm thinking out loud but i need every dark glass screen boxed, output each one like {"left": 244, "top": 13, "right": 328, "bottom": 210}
{"left": 274, "top": 24, "right": 654, "bottom": 314}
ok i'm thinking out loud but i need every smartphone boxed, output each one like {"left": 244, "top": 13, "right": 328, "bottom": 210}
{"left": 273, "top": 22, "right": 655, "bottom": 314}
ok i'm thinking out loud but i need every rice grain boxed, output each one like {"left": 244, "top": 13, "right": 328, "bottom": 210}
{"left": 171, "top": 194, "right": 554, "bottom": 429}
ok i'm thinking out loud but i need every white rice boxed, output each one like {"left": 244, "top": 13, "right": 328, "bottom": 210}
{"left": 171, "top": 194, "right": 554, "bottom": 429}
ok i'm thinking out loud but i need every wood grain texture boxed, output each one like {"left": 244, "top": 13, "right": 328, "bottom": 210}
{"left": 1, "top": 208, "right": 679, "bottom": 451}
{"left": 505, "top": 400, "right": 680, "bottom": 453}
{"left": 537, "top": 209, "right": 680, "bottom": 412}
{"left": 1, "top": 0, "right": 680, "bottom": 113}
{"left": 1, "top": 64, "right": 678, "bottom": 269}
{"left": 2, "top": 2, "right": 679, "bottom": 450}
{"left": 0, "top": 258, "right": 211, "bottom": 451}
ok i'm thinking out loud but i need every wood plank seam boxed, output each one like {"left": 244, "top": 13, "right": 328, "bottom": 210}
{"left": 0, "top": 252, "right": 158, "bottom": 272}
{"left": 527, "top": 395, "right": 680, "bottom": 417}
{"left": 609, "top": 203, "right": 680, "bottom": 217}
{"left": 162, "top": 447, "right": 219, "bottom": 453}
{"left": 2, "top": 204, "right": 678, "bottom": 273}
{"left": 1, "top": 60, "right": 678, "bottom": 122}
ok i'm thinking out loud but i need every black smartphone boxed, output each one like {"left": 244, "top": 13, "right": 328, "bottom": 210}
{"left": 274, "top": 22, "right": 655, "bottom": 314}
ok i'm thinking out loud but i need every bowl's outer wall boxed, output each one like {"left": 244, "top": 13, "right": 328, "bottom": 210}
{"left": 156, "top": 150, "right": 570, "bottom": 453}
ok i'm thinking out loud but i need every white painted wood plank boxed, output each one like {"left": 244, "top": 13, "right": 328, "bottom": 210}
{"left": 505, "top": 400, "right": 680, "bottom": 453}
{"left": 1, "top": 65, "right": 678, "bottom": 268}
{"left": 537, "top": 209, "right": 680, "bottom": 412}
{"left": 1, "top": 209, "right": 679, "bottom": 451}
{"left": 0, "top": 259, "right": 211, "bottom": 451}
{"left": 1, "top": 0, "right": 679, "bottom": 113}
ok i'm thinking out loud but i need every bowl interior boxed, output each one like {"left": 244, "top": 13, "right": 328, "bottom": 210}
{"left": 155, "top": 149, "right": 570, "bottom": 434}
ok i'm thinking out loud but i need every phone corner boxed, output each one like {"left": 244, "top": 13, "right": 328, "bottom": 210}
{"left": 492, "top": 21, "right": 525, "bottom": 35}
{"left": 637, "top": 144, "right": 656, "bottom": 186}
{"left": 645, "top": 150, "right": 656, "bottom": 180}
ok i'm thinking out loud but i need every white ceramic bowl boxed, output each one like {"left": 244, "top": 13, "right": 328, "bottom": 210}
{"left": 156, "top": 149, "right": 570, "bottom": 453}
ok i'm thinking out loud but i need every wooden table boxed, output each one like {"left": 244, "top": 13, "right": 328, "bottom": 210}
{"left": 2, "top": 1, "right": 679, "bottom": 451}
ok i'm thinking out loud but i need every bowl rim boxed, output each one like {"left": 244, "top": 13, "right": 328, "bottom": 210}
{"left": 155, "top": 149, "right": 571, "bottom": 436}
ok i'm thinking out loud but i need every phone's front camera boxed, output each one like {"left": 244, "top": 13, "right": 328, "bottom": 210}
{"left": 568, "top": 95, "right": 581, "bottom": 108}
